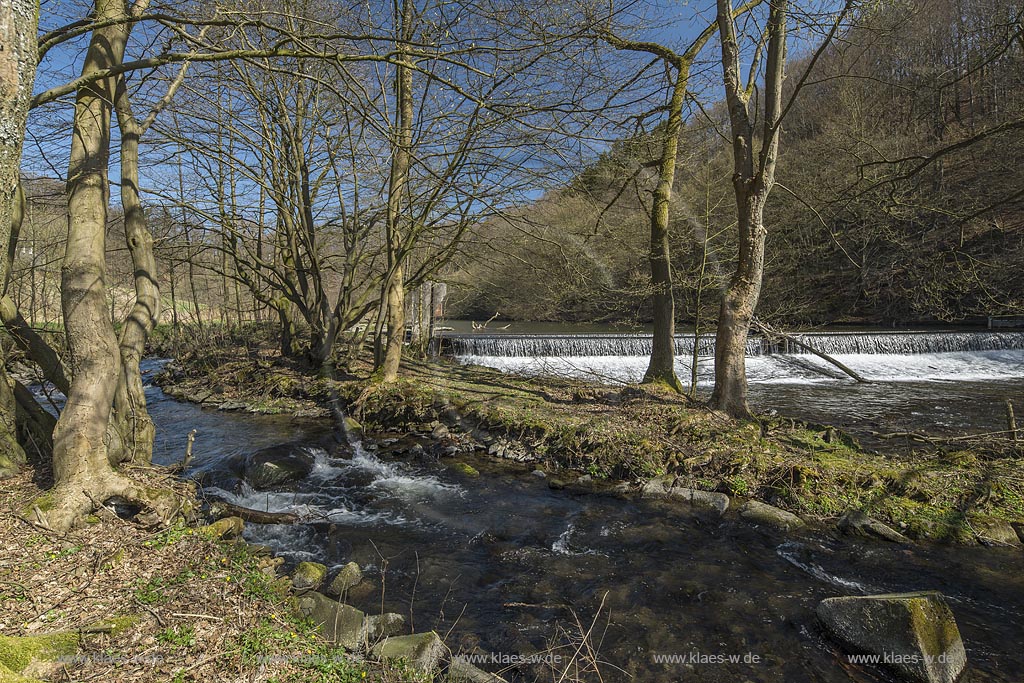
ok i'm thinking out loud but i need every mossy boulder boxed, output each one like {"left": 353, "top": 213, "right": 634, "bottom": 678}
{"left": 817, "top": 591, "right": 966, "bottom": 683}
{"left": 739, "top": 501, "right": 805, "bottom": 532}
{"left": 371, "top": 631, "right": 446, "bottom": 674}
{"left": 451, "top": 462, "right": 479, "bottom": 478}
{"left": 974, "top": 520, "right": 1021, "bottom": 547}
{"left": 0, "top": 632, "right": 80, "bottom": 682}
{"left": 327, "top": 562, "right": 362, "bottom": 597}
{"left": 342, "top": 417, "right": 363, "bottom": 440}
{"left": 242, "top": 444, "right": 315, "bottom": 489}
{"left": 204, "top": 516, "right": 244, "bottom": 540}
{"left": 669, "top": 488, "right": 730, "bottom": 515}
{"left": 296, "top": 592, "right": 365, "bottom": 650}
{"left": 291, "top": 561, "right": 328, "bottom": 591}
{"left": 360, "top": 613, "right": 406, "bottom": 643}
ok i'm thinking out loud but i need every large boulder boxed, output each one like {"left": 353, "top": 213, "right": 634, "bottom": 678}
{"left": 360, "top": 613, "right": 406, "bottom": 643}
{"left": 817, "top": 591, "right": 967, "bottom": 683}
{"left": 974, "top": 520, "right": 1021, "bottom": 547}
{"left": 203, "top": 516, "right": 244, "bottom": 540}
{"left": 739, "top": 500, "right": 805, "bottom": 531}
{"left": 670, "top": 488, "right": 730, "bottom": 515}
{"left": 296, "top": 592, "right": 365, "bottom": 650}
{"left": 242, "top": 444, "right": 315, "bottom": 489}
{"left": 371, "top": 631, "right": 447, "bottom": 674}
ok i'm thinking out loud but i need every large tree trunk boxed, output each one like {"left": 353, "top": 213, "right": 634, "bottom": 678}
{"left": 0, "top": 0, "right": 39, "bottom": 478}
{"left": 710, "top": 193, "right": 767, "bottom": 418}
{"left": 642, "top": 71, "right": 688, "bottom": 392}
{"left": 44, "top": 0, "right": 174, "bottom": 531}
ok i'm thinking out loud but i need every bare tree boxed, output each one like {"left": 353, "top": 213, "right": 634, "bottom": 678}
{"left": 601, "top": 2, "right": 758, "bottom": 392}
{"left": 710, "top": 0, "right": 853, "bottom": 417}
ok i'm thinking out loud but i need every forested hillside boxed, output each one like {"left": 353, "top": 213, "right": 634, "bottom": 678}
{"left": 451, "top": 0, "right": 1024, "bottom": 326}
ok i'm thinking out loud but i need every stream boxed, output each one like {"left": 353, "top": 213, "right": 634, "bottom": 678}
{"left": 135, "top": 361, "right": 1024, "bottom": 683}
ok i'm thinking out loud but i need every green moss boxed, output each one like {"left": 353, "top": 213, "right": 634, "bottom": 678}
{"left": 906, "top": 594, "right": 962, "bottom": 659}
{"left": 450, "top": 462, "right": 480, "bottom": 477}
{"left": 86, "top": 615, "right": 139, "bottom": 636}
{"left": 0, "top": 660, "right": 39, "bottom": 683}
{"left": 0, "top": 632, "right": 79, "bottom": 674}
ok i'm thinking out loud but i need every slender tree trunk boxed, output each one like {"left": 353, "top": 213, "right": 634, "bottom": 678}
{"left": 111, "top": 79, "right": 161, "bottom": 465}
{"left": 643, "top": 71, "right": 688, "bottom": 392}
{"left": 381, "top": 266, "right": 405, "bottom": 381}
{"left": 169, "top": 258, "right": 179, "bottom": 327}
{"left": 0, "top": 0, "right": 39, "bottom": 478}
{"left": 377, "top": 0, "right": 414, "bottom": 384}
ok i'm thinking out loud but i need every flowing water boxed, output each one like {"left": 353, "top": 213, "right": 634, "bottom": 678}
{"left": 131, "top": 358, "right": 1024, "bottom": 683}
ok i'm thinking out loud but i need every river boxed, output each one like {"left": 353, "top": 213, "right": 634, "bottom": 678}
{"left": 134, "top": 359, "right": 1024, "bottom": 683}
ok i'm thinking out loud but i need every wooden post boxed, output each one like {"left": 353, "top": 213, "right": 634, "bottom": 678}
{"left": 1007, "top": 400, "right": 1018, "bottom": 441}
{"left": 183, "top": 429, "right": 197, "bottom": 468}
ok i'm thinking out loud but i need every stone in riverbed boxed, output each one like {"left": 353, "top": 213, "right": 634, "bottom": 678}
{"left": 291, "top": 561, "right": 327, "bottom": 591}
{"left": 342, "top": 416, "right": 363, "bottom": 440}
{"left": 838, "top": 510, "right": 910, "bottom": 544}
{"left": 640, "top": 474, "right": 676, "bottom": 497}
{"left": 668, "top": 488, "right": 730, "bottom": 515}
{"left": 447, "top": 658, "right": 509, "bottom": 682}
{"left": 739, "top": 501, "right": 805, "bottom": 531}
{"left": 371, "top": 631, "right": 446, "bottom": 674}
{"left": 974, "top": 520, "right": 1021, "bottom": 547}
{"left": 242, "top": 443, "right": 315, "bottom": 489}
{"left": 327, "top": 562, "right": 363, "bottom": 596}
{"left": 296, "top": 592, "right": 365, "bottom": 650}
{"left": 360, "top": 612, "right": 406, "bottom": 643}
{"left": 816, "top": 591, "right": 967, "bottom": 683}
{"left": 451, "top": 462, "right": 480, "bottom": 478}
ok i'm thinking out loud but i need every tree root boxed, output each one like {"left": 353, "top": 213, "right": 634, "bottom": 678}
{"left": 27, "top": 472, "right": 181, "bottom": 533}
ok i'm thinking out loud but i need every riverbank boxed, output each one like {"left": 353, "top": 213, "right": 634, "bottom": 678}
{"left": 152, "top": 330, "right": 1024, "bottom": 546}
{"left": 0, "top": 466, "right": 429, "bottom": 682}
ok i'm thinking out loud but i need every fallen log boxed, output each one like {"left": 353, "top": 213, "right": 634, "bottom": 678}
{"left": 754, "top": 319, "right": 870, "bottom": 384}
{"left": 208, "top": 499, "right": 300, "bottom": 525}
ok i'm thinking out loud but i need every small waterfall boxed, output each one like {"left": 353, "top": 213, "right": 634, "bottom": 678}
{"left": 445, "top": 333, "right": 760, "bottom": 357}
{"left": 784, "top": 331, "right": 1024, "bottom": 356}
{"left": 442, "top": 331, "right": 1024, "bottom": 358}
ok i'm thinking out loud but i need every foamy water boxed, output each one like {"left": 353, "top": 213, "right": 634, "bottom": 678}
{"left": 458, "top": 349, "right": 1024, "bottom": 385}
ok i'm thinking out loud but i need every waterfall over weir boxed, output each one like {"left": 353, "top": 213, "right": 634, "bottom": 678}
{"left": 439, "top": 330, "right": 1024, "bottom": 358}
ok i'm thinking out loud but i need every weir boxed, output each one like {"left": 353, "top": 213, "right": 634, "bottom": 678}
{"left": 439, "top": 330, "right": 1024, "bottom": 358}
